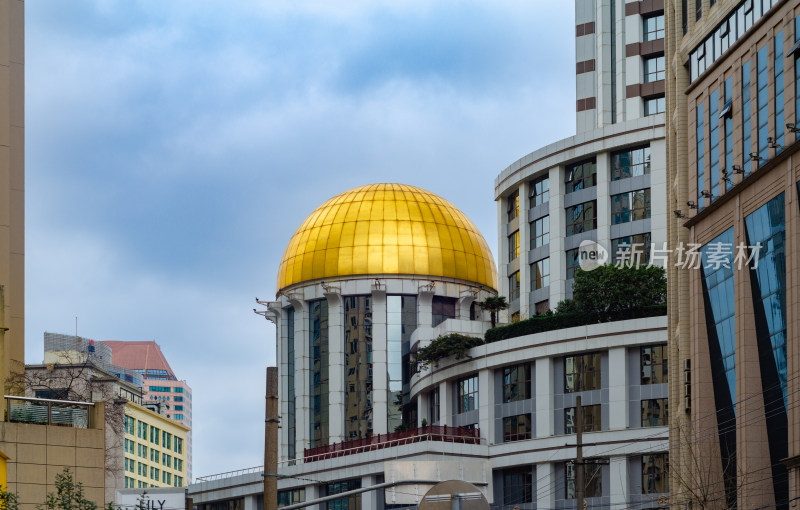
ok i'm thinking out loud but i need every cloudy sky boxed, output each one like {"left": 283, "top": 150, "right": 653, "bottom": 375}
{"left": 24, "top": 0, "right": 575, "bottom": 479}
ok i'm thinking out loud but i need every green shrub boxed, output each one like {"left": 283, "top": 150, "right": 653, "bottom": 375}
{"left": 413, "top": 333, "right": 485, "bottom": 370}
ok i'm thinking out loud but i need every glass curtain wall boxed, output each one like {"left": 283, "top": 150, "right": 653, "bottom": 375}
{"left": 286, "top": 307, "right": 296, "bottom": 461}
{"left": 344, "top": 296, "right": 373, "bottom": 440}
{"left": 310, "top": 300, "right": 329, "bottom": 448}
{"left": 387, "top": 295, "right": 417, "bottom": 431}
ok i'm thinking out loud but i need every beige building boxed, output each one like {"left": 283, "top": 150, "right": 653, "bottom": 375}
{"left": 122, "top": 402, "right": 188, "bottom": 490}
{"left": 666, "top": 0, "right": 798, "bottom": 509}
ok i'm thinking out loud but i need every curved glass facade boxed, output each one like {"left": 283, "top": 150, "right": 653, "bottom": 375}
{"left": 344, "top": 296, "right": 372, "bottom": 439}
{"left": 310, "top": 300, "right": 329, "bottom": 448}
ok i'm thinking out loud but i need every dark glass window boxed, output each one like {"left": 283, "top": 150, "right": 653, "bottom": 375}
{"left": 503, "top": 364, "right": 531, "bottom": 403}
{"left": 327, "top": 479, "right": 361, "bottom": 510}
{"left": 642, "top": 398, "right": 669, "bottom": 427}
{"left": 696, "top": 101, "right": 705, "bottom": 210}
{"left": 566, "top": 462, "right": 602, "bottom": 498}
{"left": 428, "top": 387, "right": 440, "bottom": 424}
{"left": 531, "top": 215, "right": 550, "bottom": 249}
{"left": 286, "top": 307, "right": 296, "bottom": 460}
{"left": 774, "top": 31, "right": 785, "bottom": 151}
{"left": 309, "top": 300, "right": 329, "bottom": 448}
{"left": 565, "top": 353, "right": 602, "bottom": 392}
{"left": 611, "top": 233, "right": 652, "bottom": 265}
{"left": 565, "top": 159, "right": 597, "bottom": 193}
{"left": 644, "top": 55, "right": 665, "bottom": 82}
{"left": 532, "top": 258, "right": 550, "bottom": 290}
{"left": 643, "top": 14, "right": 664, "bottom": 41}
{"left": 503, "top": 467, "right": 533, "bottom": 505}
{"left": 745, "top": 194, "right": 787, "bottom": 405}
{"left": 508, "top": 230, "right": 520, "bottom": 261}
{"left": 566, "top": 248, "right": 581, "bottom": 280}
{"left": 641, "top": 345, "right": 668, "bottom": 384}
{"left": 709, "top": 89, "right": 720, "bottom": 200}
{"left": 507, "top": 190, "right": 519, "bottom": 221}
{"left": 432, "top": 296, "right": 456, "bottom": 327}
{"left": 611, "top": 146, "right": 650, "bottom": 180}
{"left": 611, "top": 189, "right": 651, "bottom": 224}
{"left": 644, "top": 96, "right": 665, "bottom": 116}
{"left": 344, "top": 296, "right": 373, "bottom": 439}
{"left": 642, "top": 454, "right": 669, "bottom": 494}
{"left": 503, "top": 414, "right": 532, "bottom": 442}
{"left": 530, "top": 175, "right": 550, "bottom": 207}
{"left": 509, "top": 271, "right": 520, "bottom": 301}
{"left": 742, "top": 60, "right": 752, "bottom": 176}
{"left": 724, "top": 77, "right": 733, "bottom": 192}
{"left": 757, "top": 44, "right": 769, "bottom": 163}
{"left": 278, "top": 489, "right": 305, "bottom": 508}
{"left": 535, "top": 300, "right": 550, "bottom": 315}
{"left": 565, "top": 404, "right": 601, "bottom": 433}
{"left": 457, "top": 375, "right": 479, "bottom": 413}
{"left": 682, "top": 0, "right": 687, "bottom": 34}
{"left": 565, "top": 201, "right": 597, "bottom": 236}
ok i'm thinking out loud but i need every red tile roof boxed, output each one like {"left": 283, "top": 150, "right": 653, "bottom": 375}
{"left": 100, "top": 340, "right": 176, "bottom": 378}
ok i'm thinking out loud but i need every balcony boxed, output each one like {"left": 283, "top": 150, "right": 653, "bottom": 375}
{"left": 303, "top": 425, "right": 482, "bottom": 462}
{"left": 5, "top": 395, "right": 94, "bottom": 428}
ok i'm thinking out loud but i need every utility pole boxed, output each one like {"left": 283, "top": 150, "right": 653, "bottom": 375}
{"left": 265, "top": 367, "right": 279, "bottom": 510}
{"left": 575, "top": 395, "right": 584, "bottom": 510}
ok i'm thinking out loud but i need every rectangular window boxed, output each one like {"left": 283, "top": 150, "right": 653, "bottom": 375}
{"left": 503, "top": 467, "right": 533, "bottom": 505}
{"left": 428, "top": 387, "right": 440, "bottom": 424}
{"left": 174, "top": 387, "right": 184, "bottom": 393}
{"left": 565, "top": 404, "right": 602, "bottom": 433}
{"left": 508, "top": 230, "right": 519, "bottom": 261}
{"left": 532, "top": 258, "right": 550, "bottom": 290}
{"left": 566, "top": 462, "right": 602, "bottom": 498}
{"left": 565, "top": 159, "right": 597, "bottom": 193}
{"left": 564, "top": 353, "right": 602, "bottom": 392}
{"left": 530, "top": 175, "right": 549, "bottom": 207}
{"left": 611, "top": 146, "right": 650, "bottom": 180}
{"left": 642, "top": 398, "right": 669, "bottom": 427}
{"left": 644, "top": 96, "right": 665, "bottom": 116}
{"left": 565, "top": 201, "right": 597, "bottom": 236}
{"left": 642, "top": 454, "right": 669, "bottom": 493}
{"left": 757, "top": 44, "right": 769, "bottom": 163}
{"left": 695, "top": 0, "right": 701, "bottom": 21}
{"left": 643, "top": 14, "right": 664, "bottom": 41}
{"left": 503, "top": 414, "right": 532, "bottom": 442}
{"left": 535, "top": 300, "right": 550, "bottom": 315}
{"left": 724, "top": 77, "right": 733, "bottom": 192}
{"left": 697, "top": 101, "right": 705, "bottom": 210}
{"left": 503, "top": 364, "right": 531, "bottom": 403}
{"left": 743, "top": 60, "right": 752, "bottom": 176}
{"left": 149, "top": 386, "right": 171, "bottom": 392}
{"left": 432, "top": 296, "right": 457, "bottom": 327}
{"left": 611, "top": 189, "right": 651, "bottom": 224}
{"left": 775, "top": 31, "right": 785, "bottom": 151}
{"left": 279, "top": 489, "right": 307, "bottom": 509}
{"left": 644, "top": 55, "right": 665, "bottom": 82}
{"left": 709, "top": 89, "right": 720, "bottom": 200}
{"left": 641, "top": 345, "right": 668, "bottom": 384}
{"left": 508, "top": 271, "right": 520, "bottom": 301}
{"left": 566, "top": 248, "right": 581, "bottom": 280}
{"left": 611, "top": 233, "right": 652, "bottom": 265}
{"left": 457, "top": 375, "right": 479, "bottom": 413}
{"left": 507, "top": 190, "right": 519, "bottom": 221}
{"left": 530, "top": 215, "right": 550, "bottom": 249}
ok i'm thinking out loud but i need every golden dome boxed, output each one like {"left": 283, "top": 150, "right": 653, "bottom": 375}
{"left": 277, "top": 183, "right": 498, "bottom": 292}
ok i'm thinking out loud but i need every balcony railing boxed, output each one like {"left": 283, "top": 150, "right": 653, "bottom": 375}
{"left": 5, "top": 396, "right": 94, "bottom": 428}
{"left": 194, "top": 465, "right": 264, "bottom": 482}
{"left": 302, "top": 425, "right": 482, "bottom": 462}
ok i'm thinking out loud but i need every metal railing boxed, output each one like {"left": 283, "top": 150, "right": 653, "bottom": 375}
{"left": 5, "top": 395, "right": 94, "bottom": 428}
{"left": 302, "top": 425, "right": 482, "bottom": 462}
{"left": 194, "top": 465, "right": 264, "bottom": 482}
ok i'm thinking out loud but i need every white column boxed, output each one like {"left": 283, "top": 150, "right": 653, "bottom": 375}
{"left": 361, "top": 475, "right": 377, "bottom": 510}
{"left": 478, "top": 368, "right": 493, "bottom": 443}
{"left": 548, "top": 166, "right": 566, "bottom": 305}
{"left": 291, "top": 300, "right": 310, "bottom": 460}
{"left": 243, "top": 495, "right": 258, "bottom": 510}
{"left": 325, "top": 292, "right": 345, "bottom": 443}
{"left": 649, "top": 138, "right": 668, "bottom": 257}
{"left": 596, "top": 151, "right": 611, "bottom": 253}
{"left": 609, "top": 457, "right": 628, "bottom": 510}
{"left": 519, "top": 181, "right": 531, "bottom": 318}
{"left": 535, "top": 357, "right": 554, "bottom": 437}
{"left": 439, "top": 380, "right": 451, "bottom": 426}
{"left": 536, "top": 462, "right": 556, "bottom": 510}
{"left": 608, "top": 347, "right": 628, "bottom": 430}
{"left": 372, "top": 289, "right": 389, "bottom": 434}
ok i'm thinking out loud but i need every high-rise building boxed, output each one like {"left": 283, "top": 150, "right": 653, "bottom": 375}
{"left": 102, "top": 340, "right": 193, "bottom": 480}
{"left": 665, "top": 1, "right": 798, "bottom": 508}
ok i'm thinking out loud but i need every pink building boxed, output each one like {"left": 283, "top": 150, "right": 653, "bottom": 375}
{"left": 101, "top": 340, "right": 193, "bottom": 481}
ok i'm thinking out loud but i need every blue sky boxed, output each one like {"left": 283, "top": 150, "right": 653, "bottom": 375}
{"left": 25, "top": 0, "right": 575, "bottom": 479}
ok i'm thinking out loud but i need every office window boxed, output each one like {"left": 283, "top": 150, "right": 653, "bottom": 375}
{"left": 508, "top": 230, "right": 520, "bottom": 261}
{"left": 173, "top": 396, "right": 184, "bottom": 402}
{"left": 565, "top": 201, "right": 597, "bottom": 236}
{"left": 503, "top": 364, "right": 531, "bottom": 403}
{"left": 432, "top": 296, "right": 457, "bottom": 327}
{"left": 644, "top": 96, "right": 665, "bottom": 115}
{"left": 642, "top": 345, "right": 668, "bottom": 384}
{"left": 428, "top": 387, "right": 440, "bottom": 424}
{"left": 535, "top": 300, "right": 550, "bottom": 315}
{"left": 530, "top": 215, "right": 550, "bottom": 249}
{"left": 151, "top": 427, "right": 160, "bottom": 446}
{"left": 775, "top": 31, "right": 785, "bottom": 151}
{"left": 757, "top": 44, "right": 769, "bottom": 163}
{"left": 565, "top": 404, "right": 602, "bottom": 433}
{"left": 723, "top": 77, "right": 733, "bottom": 192}
{"left": 695, "top": 0, "right": 701, "bottom": 20}
{"left": 644, "top": 55, "right": 665, "bottom": 82}
{"left": 742, "top": 60, "right": 752, "bottom": 176}
{"left": 566, "top": 248, "right": 581, "bottom": 280}
{"left": 696, "top": 101, "right": 706, "bottom": 212}
{"left": 565, "top": 159, "right": 596, "bottom": 193}
{"left": 457, "top": 375, "right": 479, "bottom": 413}
{"left": 642, "top": 454, "right": 669, "bottom": 494}
{"left": 507, "top": 190, "right": 519, "bottom": 221}
{"left": 174, "top": 405, "right": 183, "bottom": 411}
{"left": 642, "top": 399, "right": 668, "bottom": 427}
{"left": 566, "top": 462, "right": 602, "bottom": 498}
{"left": 612, "top": 233, "right": 652, "bottom": 265}
{"left": 503, "top": 467, "right": 533, "bottom": 505}
{"left": 709, "top": 89, "right": 720, "bottom": 200}
{"left": 279, "top": 489, "right": 306, "bottom": 509}
{"left": 503, "top": 414, "right": 532, "bottom": 442}
{"left": 175, "top": 437, "right": 183, "bottom": 454}
{"left": 149, "top": 386, "right": 171, "bottom": 392}
{"left": 643, "top": 14, "right": 664, "bottom": 41}
{"left": 174, "top": 414, "right": 184, "bottom": 420}
{"left": 564, "top": 353, "right": 601, "bottom": 392}
{"left": 681, "top": 0, "right": 687, "bottom": 34}
{"left": 530, "top": 175, "right": 549, "bottom": 207}
{"left": 611, "top": 146, "right": 650, "bottom": 180}
{"left": 508, "top": 271, "right": 520, "bottom": 302}
{"left": 532, "top": 258, "right": 550, "bottom": 290}
{"left": 611, "top": 189, "right": 651, "bottom": 224}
